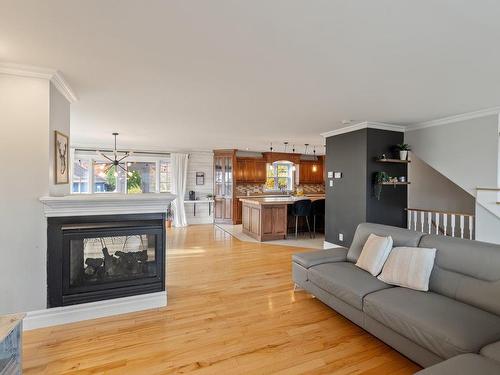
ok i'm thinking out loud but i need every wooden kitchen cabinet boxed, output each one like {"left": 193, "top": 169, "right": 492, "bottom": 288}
{"left": 299, "top": 157, "right": 324, "bottom": 184}
{"left": 235, "top": 157, "right": 267, "bottom": 183}
{"left": 214, "top": 150, "right": 237, "bottom": 224}
{"left": 235, "top": 198, "right": 243, "bottom": 224}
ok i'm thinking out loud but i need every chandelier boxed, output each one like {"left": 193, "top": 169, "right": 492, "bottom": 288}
{"left": 96, "top": 133, "right": 133, "bottom": 176}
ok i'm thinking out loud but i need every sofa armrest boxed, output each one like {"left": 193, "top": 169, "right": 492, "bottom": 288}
{"left": 292, "top": 248, "right": 348, "bottom": 269}
{"left": 415, "top": 354, "right": 500, "bottom": 375}
{"left": 481, "top": 341, "right": 500, "bottom": 364}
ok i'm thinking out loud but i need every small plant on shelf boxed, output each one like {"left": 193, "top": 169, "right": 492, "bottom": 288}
{"left": 374, "top": 172, "right": 390, "bottom": 200}
{"left": 166, "top": 204, "right": 174, "bottom": 228}
{"left": 394, "top": 143, "right": 411, "bottom": 160}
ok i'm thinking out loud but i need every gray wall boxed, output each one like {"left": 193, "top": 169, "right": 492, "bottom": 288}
{"left": 408, "top": 154, "right": 475, "bottom": 215}
{"left": 325, "top": 128, "right": 407, "bottom": 246}
{"left": 365, "top": 128, "right": 407, "bottom": 227}
{"left": 325, "top": 129, "right": 367, "bottom": 246}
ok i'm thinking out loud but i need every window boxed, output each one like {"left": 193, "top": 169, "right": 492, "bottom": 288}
{"left": 126, "top": 162, "right": 156, "bottom": 194}
{"left": 159, "top": 160, "right": 171, "bottom": 193}
{"left": 93, "top": 163, "right": 126, "bottom": 193}
{"left": 265, "top": 161, "right": 294, "bottom": 191}
{"left": 72, "top": 159, "right": 90, "bottom": 193}
{"left": 71, "top": 151, "right": 171, "bottom": 194}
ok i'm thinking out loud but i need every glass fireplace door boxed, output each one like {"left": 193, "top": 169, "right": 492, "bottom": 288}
{"left": 62, "top": 226, "right": 164, "bottom": 296}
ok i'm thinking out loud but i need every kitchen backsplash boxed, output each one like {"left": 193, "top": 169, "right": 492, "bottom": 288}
{"left": 235, "top": 183, "right": 324, "bottom": 196}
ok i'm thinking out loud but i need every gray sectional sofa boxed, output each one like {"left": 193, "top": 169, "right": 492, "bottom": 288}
{"left": 292, "top": 223, "right": 500, "bottom": 374}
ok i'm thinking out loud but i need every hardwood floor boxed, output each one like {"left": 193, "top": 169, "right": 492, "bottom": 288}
{"left": 24, "top": 225, "right": 420, "bottom": 374}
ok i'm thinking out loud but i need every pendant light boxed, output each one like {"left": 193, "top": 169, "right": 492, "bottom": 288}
{"left": 312, "top": 146, "right": 318, "bottom": 172}
{"left": 269, "top": 142, "right": 274, "bottom": 171}
{"left": 97, "top": 133, "right": 133, "bottom": 177}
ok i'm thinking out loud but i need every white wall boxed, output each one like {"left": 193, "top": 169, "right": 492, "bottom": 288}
{"left": 49, "top": 82, "right": 71, "bottom": 196}
{"left": 406, "top": 115, "right": 498, "bottom": 195}
{"left": 185, "top": 151, "right": 214, "bottom": 224}
{"left": 406, "top": 114, "right": 500, "bottom": 243}
{"left": 0, "top": 74, "right": 50, "bottom": 314}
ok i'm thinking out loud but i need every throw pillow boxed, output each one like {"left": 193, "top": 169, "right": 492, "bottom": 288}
{"left": 355, "top": 233, "right": 393, "bottom": 276}
{"left": 378, "top": 246, "right": 436, "bottom": 291}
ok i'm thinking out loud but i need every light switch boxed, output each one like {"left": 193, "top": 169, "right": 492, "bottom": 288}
{"left": 327, "top": 171, "right": 333, "bottom": 178}
{"left": 329, "top": 180, "right": 333, "bottom": 187}
{"left": 334, "top": 172, "right": 343, "bottom": 179}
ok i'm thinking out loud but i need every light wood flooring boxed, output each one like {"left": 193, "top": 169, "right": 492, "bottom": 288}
{"left": 24, "top": 225, "right": 420, "bottom": 374}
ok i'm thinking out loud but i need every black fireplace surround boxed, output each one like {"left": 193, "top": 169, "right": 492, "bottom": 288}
{"left": 47, "top": 213, "right": 166, "bottom": 307}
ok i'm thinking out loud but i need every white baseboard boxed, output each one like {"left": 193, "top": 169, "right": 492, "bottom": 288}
{"left": 24, "top": 291, "right": 167, "bottom": 330}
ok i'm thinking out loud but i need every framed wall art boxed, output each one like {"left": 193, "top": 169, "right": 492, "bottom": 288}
{"left": 54, "top": 130, "right": 69, "bottom": 184}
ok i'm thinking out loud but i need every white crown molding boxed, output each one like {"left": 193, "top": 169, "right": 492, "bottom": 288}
{"left": 0, "top": 62, "right": 77, "bottom": 103}
{"left": 406, "top": 106, "right": 500, "bottom": 131}
{"left": 51, "top": 71, "right": 78, "bottom": 103}
{"left": 321, "top": 121, "right": 405, "bottom": 138}
{"left": 39, "top": 193, "right": 176, "bottom": 217}
{"left": 24, "top": 291, "right": 167, "bottom": 330}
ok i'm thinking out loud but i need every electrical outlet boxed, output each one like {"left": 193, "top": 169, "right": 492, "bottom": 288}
{"left": 339, "top": 233, "right": 344, "bottom": 241}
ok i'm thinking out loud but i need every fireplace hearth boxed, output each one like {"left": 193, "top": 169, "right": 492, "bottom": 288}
{"left": 47, "top": 213, "right": 166, "bottom": 307}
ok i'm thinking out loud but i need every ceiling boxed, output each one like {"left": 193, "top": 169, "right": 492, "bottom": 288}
{"left": 2, "top": 1, "right": 500, "bottom": 153}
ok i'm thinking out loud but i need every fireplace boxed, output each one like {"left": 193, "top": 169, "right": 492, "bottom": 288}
{"left": 47, "top": 213, "right": 166, "bottom": 307}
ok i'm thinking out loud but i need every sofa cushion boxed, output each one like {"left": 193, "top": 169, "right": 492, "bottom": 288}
{"left": 308, "top": 262, "right": 392, "bottom": 310}
{"left": 415, "top": 354, "right": 500, "bottom": 375}
{"left": 292, "top": 248, "right": 347, "bottom": 269}
{"left": 364, "top": 287, "right": 500, "bottom": 359}
{"left": 481, "top": 341, "right": 500, "bottom": 363}
{"left": 421, "top": 234, "right": 500, "bottom": 316}
{"left": 347, "top": 223, "right": 424, "bottom": 263}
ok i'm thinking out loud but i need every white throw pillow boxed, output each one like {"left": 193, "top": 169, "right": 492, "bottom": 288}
{"left": 378, "top": 247, "right": 437, "bottom": 291}
{"left": 355, "top": 234, "right": 393, "bottom": 276}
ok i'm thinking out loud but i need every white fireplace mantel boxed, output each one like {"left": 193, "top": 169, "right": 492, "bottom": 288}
{"left": 39, "top": 193, "right": 176, "bottom": 217}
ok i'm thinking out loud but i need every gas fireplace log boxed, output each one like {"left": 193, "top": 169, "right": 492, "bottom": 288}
{"left": 85, "top": 258, "right": 103, "bottom": 268}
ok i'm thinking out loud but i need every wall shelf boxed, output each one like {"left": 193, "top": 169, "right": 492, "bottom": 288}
{"left": 377, "top": 182, "right": 411, "bottom": 185}
{"left": 377, "top": 158, "right": 411, "bottom": 164}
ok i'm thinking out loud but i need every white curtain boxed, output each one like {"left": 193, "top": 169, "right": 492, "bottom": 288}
{"left": 171, "top": 153, "right": 189, "bottom": 227}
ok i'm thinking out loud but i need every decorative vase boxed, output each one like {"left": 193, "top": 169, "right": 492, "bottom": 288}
{"left": 399, "top": 150, "right": 408, "bottom": 160}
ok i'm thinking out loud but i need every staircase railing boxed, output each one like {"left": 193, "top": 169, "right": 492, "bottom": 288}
{"left": 406, "top": 208, "right": 474, "bottom": 240}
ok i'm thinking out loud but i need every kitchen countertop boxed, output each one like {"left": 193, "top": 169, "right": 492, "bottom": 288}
{"left": 236, "top": 193, "right": 325, "bottom": 199}
{"left": 240, "top": 195, "right": 324, "bottom": 205}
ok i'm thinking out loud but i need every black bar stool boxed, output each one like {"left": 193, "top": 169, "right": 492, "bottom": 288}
{"left": 311, "top": 199, "right": 325, "bottom": 238}
{"left": 291, "top": 199, "right": 312, "bottom": 238}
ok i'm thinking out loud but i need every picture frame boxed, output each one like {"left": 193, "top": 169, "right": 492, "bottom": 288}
{"left": 196, "top": 172, "right": 205, "bottom": 185}
{"left": 54, "top": 130, "right": 69, "bottom": 184}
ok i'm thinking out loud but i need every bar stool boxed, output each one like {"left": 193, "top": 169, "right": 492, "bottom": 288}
{"left": 291, "top": 199, "right": 312, "bottom": 239}
{"left": 311, "top": 199, "right": 325, "bottom": 238}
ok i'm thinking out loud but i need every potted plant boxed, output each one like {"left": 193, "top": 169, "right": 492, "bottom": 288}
{"left": 166, "top": 204, "right": 173, "bottom": 228}
{"left": 374, "top": 171, "right": 390, "bottom": 200}
{"left": 395, "top": 143, "right": 411, "bottom": 160}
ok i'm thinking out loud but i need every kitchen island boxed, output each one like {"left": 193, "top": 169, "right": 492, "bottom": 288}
{"left": 240, "top": 195, "right": 324, "bottom": 241}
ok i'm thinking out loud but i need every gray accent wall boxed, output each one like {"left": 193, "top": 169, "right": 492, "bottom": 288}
{"left": 325, "top": 128, "right": 406, "bottom": 246}
{"left": 408, "top": 154, "right": 475, "bottom": 215}
{"left": 325, "top": 129, "right": 367, "bottom": 246}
